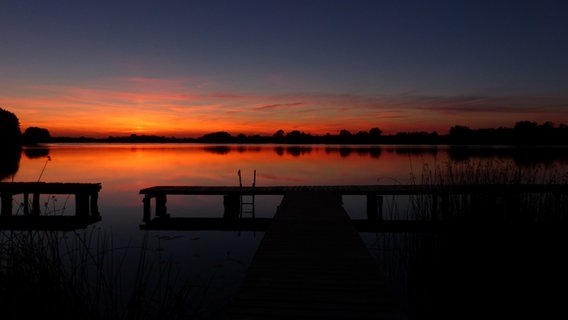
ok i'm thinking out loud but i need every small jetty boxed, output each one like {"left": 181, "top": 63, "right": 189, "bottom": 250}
{"left": 228, "top": 191, "right": 405, "bottom": 319}
{"left": 0, "top": 182, "right": 102, "bottom": 230}
{"left": 139, "top": 182, "right": 567, "bottom": 317}
{"left": 139, "top": 184, "right": 567, "bottom": 231}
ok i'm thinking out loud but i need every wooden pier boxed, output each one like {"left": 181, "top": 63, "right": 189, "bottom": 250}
{"left": 139, "top": 184, "right": 568, "bottom": 230}
{"left": 0, "top": 182, "right": 102, "bottom": 230}
{"left": 227, "top": 191, "right": 405, "bottom": 319}
{"left": 139, "top": 183, "right": 567, "bottom": 318}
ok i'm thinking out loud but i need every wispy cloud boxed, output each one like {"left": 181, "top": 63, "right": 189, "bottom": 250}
{"left": 255, "top": 102, "right": 305, "bottom": 110}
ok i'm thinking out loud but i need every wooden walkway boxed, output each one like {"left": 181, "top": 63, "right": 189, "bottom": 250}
{"left": 0, "top": 182, "right": 102, "bottom": 230}
{"left": 227, "top": 191, "right": 406, "bottom": 319}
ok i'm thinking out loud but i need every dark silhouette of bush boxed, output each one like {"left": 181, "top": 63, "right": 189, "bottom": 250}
{"left": 198, "top": 131, "right": 234, "bottom": 143}
{"left": 23, "top": 126, "right": 51, "bottom": 145}
{"left": 285, "top": 130, "right": 312, "bottom": 144}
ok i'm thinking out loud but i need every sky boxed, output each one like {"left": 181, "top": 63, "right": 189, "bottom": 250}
{"left": 1, "top": 0, "right": 568, "bottom": 137}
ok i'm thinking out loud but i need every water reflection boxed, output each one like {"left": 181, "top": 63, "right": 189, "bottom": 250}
{"left": 0, "top": 146, "right": 21, "bottom": 180}
{"left": 24, "top": 146, "right": 51, "bottom": 159}
{"left": 194, "top": 144, "right": 568, "bottom": 166}
{"left": 447, "top": 145, "right": 568, "bottom": 165}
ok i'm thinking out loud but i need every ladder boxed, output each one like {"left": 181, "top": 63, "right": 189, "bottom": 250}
{"left": 238, "top": 169, "right": 256, "bottom": 218}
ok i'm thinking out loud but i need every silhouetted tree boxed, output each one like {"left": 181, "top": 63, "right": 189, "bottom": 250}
{"left": 369, "top": 127, "right": 382, "bottom": 137}
{"left": 22, "top": 126, "right": 51, "bottom": 145}
{"left": 0, "top": 107, "right": 22, "bottom": 147}
{"left": 199, "top": 131, "right": 233, "bottom": 143}
{"left": 514, "top": 121, "right": 538, "bottom": 131}
{"left": 236, "top": 133, "right": 248, "bottom": 143}
{"left": 0, "top": 108, "right": 22, "bottom": 180}
{"left": 448, "top": 125, "right": 473, "bottom": 144}
{"left": 285, "top": 130, "right": 312, "bottom": 144}
{"left": 273, "top": 129, "right": 285, "bottom": 138}
{"left": 338, "top": 129, "right": 352, "bottom": 144}
{"left": 273, "top": 129, "right": 285, "bottom": 143}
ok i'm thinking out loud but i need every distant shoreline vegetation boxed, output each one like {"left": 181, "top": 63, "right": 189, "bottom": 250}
{"left": 1, "top": 106, "right": 567, "bottom": 146}
{"left": 48, "top": 121, "right": 568, "bottom": 145}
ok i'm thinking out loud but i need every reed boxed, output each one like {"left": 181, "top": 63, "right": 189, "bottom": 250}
{"left": 0, "top": 228, "right": 199, "bottom": 319}
{"left": 408, "top": 159, "right": 568, "bottom": 223}
{"left": 366, "top": 159, "right": 568, "bottom": 319}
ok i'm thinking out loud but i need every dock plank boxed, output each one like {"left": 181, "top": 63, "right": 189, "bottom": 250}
{"left": 228, "top": 191, "right": 406, "bottom": 319}
{"left": 139, "top": 184, "right": 568, "bottom": 196}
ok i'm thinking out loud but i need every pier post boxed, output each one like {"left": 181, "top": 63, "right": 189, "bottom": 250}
{"left": 224, "top": 194, "right": 240, "bottom": 219}
{"left": 23, "top": 193, "right": 29, "bottom": 215}
{"left": 1, "top": 194, "right": 12, "bottom": 216}
{"left": 76, "top": 193, "right": 90, "bottom": 217}
{"left": 366, "top": 194, "right": 383, "bottom": 221}
{"left": 90, "top": 192, "right": 100, "bottom": 217}
{"left": 143, "top": 195, "right": 152, "bottom": 222}
{"left": 156, "top": 194, "right": 167, "bottom": 217}
{"left": 32, "top": 192, "right": 40, "bottom": 215}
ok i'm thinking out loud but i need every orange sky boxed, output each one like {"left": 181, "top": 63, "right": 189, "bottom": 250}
{"left": 4, "top": 77, "right": 567, "bottom": 138}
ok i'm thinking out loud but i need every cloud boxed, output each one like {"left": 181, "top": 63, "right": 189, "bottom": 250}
{"left": 255, "top": 102, "right": 305, "bottom": 110}
{"left": 401, "top": 95, "right": 568, "bottom": 114}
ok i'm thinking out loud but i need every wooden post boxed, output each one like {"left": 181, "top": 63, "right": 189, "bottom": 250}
{"left": 32, "top": 192, "right": 40, "bottom": 215}
{"left": 156, "top": 193, "right": 167, "bottom": 217}
{"left": 143, "top": 195, "right": 152, "bottom": 222}
{"left": 76, "top": 193, "right": 90, "bottom": 217}
{"left": 90, "top": 192, "right": 100, "bottom": 217}
{"left": 224, "top": 194, "right": 240, "bottom": 219}
{"left": 23, "top": 193, "right": 29, "bottom": 215}
{"left": 1, "top": 194, "right": 12, "bottom": 217}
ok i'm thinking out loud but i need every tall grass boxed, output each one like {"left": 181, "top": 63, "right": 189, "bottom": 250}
{"left": 408, "top": 159, "right": 568, "bottom": 223}
{"left": 0, "top": 228, "right": 199, "bottom": 319}
{"left": 366, "top": 159, "right": 568, "bottom": 319}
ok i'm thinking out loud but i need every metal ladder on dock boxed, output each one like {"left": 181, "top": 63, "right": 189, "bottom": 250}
{"left": 238, "top": 169, "right": 256, "bottom": 218}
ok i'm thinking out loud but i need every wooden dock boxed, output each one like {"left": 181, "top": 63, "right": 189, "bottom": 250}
{"left": 227, "top": 191, "right": 405, "bottom": 319}
{"left": 0, "top": 182, "right": 102, "bottom": 230}
{"left": 140, "top": 184, "right": 568, "bottom": 230}
{"left": 138, "top": 183, "right": 567, "bottom": 317}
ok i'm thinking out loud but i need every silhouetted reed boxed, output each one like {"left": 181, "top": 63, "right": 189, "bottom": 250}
{"left": 408, "top": 159, "right": 568, "bottom": 223}
{"left": 0, "top": 228, "right": 198, "bottom": 319}
{"left": 365, "top": 159, "right": 568, "bottom": 319}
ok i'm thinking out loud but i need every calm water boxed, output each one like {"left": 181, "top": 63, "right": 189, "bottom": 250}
{"left": 2, "top": 143, "right": 568, "bottom": 319}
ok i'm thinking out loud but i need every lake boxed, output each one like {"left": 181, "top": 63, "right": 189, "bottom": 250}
{"left": 2, "top": 143, "right": 568, "bottom": 319}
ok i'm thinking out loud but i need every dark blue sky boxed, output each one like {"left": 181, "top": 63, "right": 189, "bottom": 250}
{"left": 1, "top": 0, "right": 567, "bottom": 136}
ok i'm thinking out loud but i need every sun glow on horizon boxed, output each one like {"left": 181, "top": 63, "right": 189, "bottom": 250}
{"left": 3, "top": 77, "right": 567, "bottom": 138}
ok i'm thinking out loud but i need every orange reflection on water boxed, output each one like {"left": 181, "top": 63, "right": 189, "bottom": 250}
{"left": 13, "top": 144, "right": 451, "bottom": 208}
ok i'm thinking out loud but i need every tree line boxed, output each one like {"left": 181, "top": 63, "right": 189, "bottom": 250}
{"left": 51, "top": 122, "right": 568, "bottom": 145}
{"left": 2, "top": 107, "right": 567, "bottom": 145}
